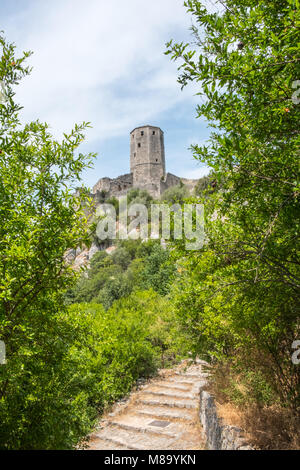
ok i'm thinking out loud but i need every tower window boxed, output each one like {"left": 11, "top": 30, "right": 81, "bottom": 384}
{"left": 132, "top": 134, "right": 134, "bottom": 138}
{"left": 138, "top": 143, "right": 141, "bottom": 148}
{"left": 141, "top": 131, "right": 144, "bottom": 136}
{"left": 153, "top": 131, "right": 155, "bottom": 135}
{"left": 134, "top": 153, "right": 136, "bottom": 157}
{"left": 156, "top": 159, "right": 158, "bottom": 162}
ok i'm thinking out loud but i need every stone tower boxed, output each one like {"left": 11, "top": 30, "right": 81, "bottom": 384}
{"left": 92, "top": 124, "right": 198, "bottom": 201}
{"left": 130, "top": 125, "right": 166, "bottom": 198}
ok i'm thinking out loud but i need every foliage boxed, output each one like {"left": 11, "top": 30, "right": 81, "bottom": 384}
{"left": 105, "top": 195, "right": 119, "bottom": 214}
{"left": 162, "top": 184, "right": 189, "bottom": 204}
{"left": 166, "top": 0, "right": 300, "bottom": 407}
{"left": 193, "top": 174, "right": 225, "bottom": 196}
{"left": 127, "top": 188, "right": 153, "bottom": 207}
{"left": 2, "top": 0, "right": 299, "bottom": 450}
{"left": 193, "top": 175, "right": 211, "bottom": 195}
{"left": 141, "top": 243, "right": 176, "bottom": 295}
{"left": 62, "top": 291, "right": 184, "bottom": 446}
{"left": 111, "top": 246, "right": 132, "bottom": 270}
{"left": 0, "top": 34, "right": 96, "bottom": 449}
{"left": 67, "top": 240, "right": 176, "bottom": 308}
{"left": 1, "top": 287, "right": 179, "bottom": 449}
{"left": 67, "top": 293, "right": 163, "bottom": 413}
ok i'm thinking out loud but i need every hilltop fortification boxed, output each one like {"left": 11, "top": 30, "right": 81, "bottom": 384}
{"left": 92, "top": 125, "right": 198, "bottom": 199}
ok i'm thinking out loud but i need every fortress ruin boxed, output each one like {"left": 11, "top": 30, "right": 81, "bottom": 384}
{"left": 92, "top": 125, "right": 198, "bottom": 199}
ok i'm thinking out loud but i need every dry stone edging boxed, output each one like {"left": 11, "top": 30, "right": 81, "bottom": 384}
{"left": 199, "top": 390, "right": 253, "bottom": 450}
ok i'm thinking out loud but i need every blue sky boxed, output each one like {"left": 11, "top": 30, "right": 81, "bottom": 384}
{"left": 0, "top": 0, "right": 218, "bottom": 189}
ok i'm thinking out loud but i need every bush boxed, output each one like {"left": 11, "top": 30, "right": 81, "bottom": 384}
{"left": 141, "top": 243, "right": 176, "bottom": 295}
{"left": 167, "top": 0, "right": 300, "bottom": 409}
{"left": 162, "top": 184, "right": 188, "bottom": 204}
{"left": 67, "top": 240, "right": 175, "bottom": 307}
{"left": 127, "top": 188, "right": 153, "bottom": 207}
{"left": 0, "top": 288, "right": 181, "bottom": 449}
{"left": 0, "top": 34, "right": 95, "bottom": 450}
{"left": 111, "top": 247, "right": 132, "bottom": 270}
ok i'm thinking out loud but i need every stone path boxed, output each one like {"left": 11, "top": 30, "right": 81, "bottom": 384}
{"left": 88, "top": 361, "right": 209, "bottom": 450}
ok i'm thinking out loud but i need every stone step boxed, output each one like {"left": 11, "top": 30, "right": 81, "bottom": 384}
{"left": 195, "top": 359, "right": 210, "bottom": 366}
{"left": 136, "top": 405, "right": 195, "bottom": 421}
{"left": 95, "top": 424, "right": 176, "bottom": 450}
{"left": 151, "top": 381, "right": 194, "bottom": 391}
{"left": 94, "top": 433, "right": 144, "bottom": 451}
{"left": 108, "top": 415, "right": 180, "bottom": 438}
{"left": 168, "top": 377, "right": 208, "bottom": 388}
{"left": 138, "top": 395, "right": 198, "bottom": 409}
{"left": 87, "top": 364, "right": 207, "bottom": 451}
{"left": 142, "top": 388, "right": 196, "bottom": 400}
{"left": 186, "top": 363, "right": 211, "bottom": 371}
{"left": 88, "top": 436, "right": 129, "bottom": 450}
{"left": 168, "top": 375, "right": 201, "bottom": 383}
{"left": 175, "top": 372, "right": 203, "bottom": 379}
{"left": 180, "top": 368, "right": 211, "bottom": 379}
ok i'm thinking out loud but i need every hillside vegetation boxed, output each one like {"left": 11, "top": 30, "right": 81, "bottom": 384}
{"left": 0, "top": 0, "right": 299, "bottom": 450}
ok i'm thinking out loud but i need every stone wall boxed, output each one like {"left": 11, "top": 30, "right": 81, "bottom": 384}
{"left": 180, "top": 177, "right": 199, "bottom": 193}
{"left": 91, "top": 125, "right": 199, "bottom": 200}
{"left": 92, "top": 171, "right": 199, "bottom": 201}
{"left": 199, "top": 390, "right": 253, "bottom": 450}
{"left": 92, "top": 173, "right": 133, "bottom": 197}
{"left": 160, "top": 172, "right": 181, "bottom": 194}
{"left": 160, "top": 173, "right": 199, "bottom": 196}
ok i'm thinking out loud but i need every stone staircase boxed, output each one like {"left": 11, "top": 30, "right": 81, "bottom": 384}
{"left": 88, "top": 361, "right": 208, "bottom": 450}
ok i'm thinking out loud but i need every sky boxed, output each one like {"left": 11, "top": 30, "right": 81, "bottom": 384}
{"left": 0, "top": 0, "right": 219, "bottom": 189}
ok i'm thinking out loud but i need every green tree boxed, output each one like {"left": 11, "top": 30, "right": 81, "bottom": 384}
{"left": 162, "top": 183, "right": 188, "bottom": 204}
{"left": 0, "top": 34, "right": 96, "bottom": 448}
{"left": 141, "top": 243, "right": 176, "bottom": 295}
{"left": 166, "top": 1, "right": 300, "bottom": 406}
{"left": 127, "top": 188, "right": 153, "bottom": 207}
{"left": 111, "top": 246, "right": 132, "bottom": 270}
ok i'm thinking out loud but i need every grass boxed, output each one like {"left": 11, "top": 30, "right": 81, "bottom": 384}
{"left": 208, "top": 363, "right": 300, "bottom": 450}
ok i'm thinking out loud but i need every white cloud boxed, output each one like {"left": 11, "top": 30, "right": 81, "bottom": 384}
{"left": 181, "top": 167, "right": 210, "bottom": 179}
{"left": 1, "top": 0, "right": 221, "bottom": 186}
{"left": 2, "top": 0, "right": 201, "bottom": 143}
